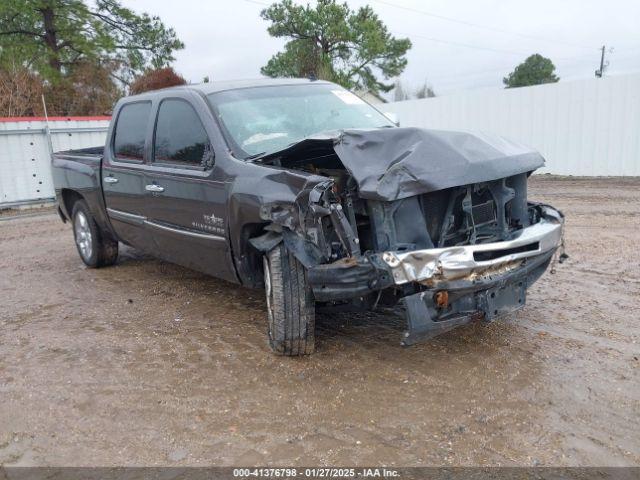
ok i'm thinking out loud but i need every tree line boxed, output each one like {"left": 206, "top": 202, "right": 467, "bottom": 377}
{"left": 0, "top": 0, "right": 560, "bottom": 117}
{"left": 0, "top": 0, "right": 184, "bottom": 116}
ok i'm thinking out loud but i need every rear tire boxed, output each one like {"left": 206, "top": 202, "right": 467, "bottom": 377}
{"left": 264, "top": 243, "right": 315, "bottom": 355}
{"left": 72, "top": 200, "right": 118, "bottom": 268}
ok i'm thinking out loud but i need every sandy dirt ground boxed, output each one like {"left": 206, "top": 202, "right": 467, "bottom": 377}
{"left": 0, "top": 177, "right": 638, "bottom": 467}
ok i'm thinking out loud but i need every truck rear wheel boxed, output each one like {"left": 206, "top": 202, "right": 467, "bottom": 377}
{"left": 263, "top": 243, "right": 315, "bottom": 355}
{"left": 72, "top": 200, "right": 118, "bottom": 268}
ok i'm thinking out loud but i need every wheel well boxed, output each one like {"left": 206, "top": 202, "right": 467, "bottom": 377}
{"left": 238, "top": 223, "right": 270, "bottom": 287}
{"left": 60, "top": 189, "right": 84, "bottom": 220}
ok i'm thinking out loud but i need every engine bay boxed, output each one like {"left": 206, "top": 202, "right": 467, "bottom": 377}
{"left": 259, "top": 147, "right": 533, "bottom": 264}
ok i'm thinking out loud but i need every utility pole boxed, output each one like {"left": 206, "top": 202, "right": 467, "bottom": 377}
{"left": 595, "top": 45, "right": 607, "bottom": 78}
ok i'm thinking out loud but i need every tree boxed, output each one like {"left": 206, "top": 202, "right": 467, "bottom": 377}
{"left": 415, "top": 80, "right": 436, "bottom": 99}
{"left": 0, "top": 0, "right": 184, "bottom": 85}
{"left": 0, "top": 55, "right": 122, "bottom": 116}
{"left": 393, "top": 80, "right": 409, "bottom": 101}
{"left": 503, "top": 54, "right": 559, "bottom": 88}
{"left": 130, "top": 67, "right": 186, "bottom": 95}
{"left": 44, "top": 60, "right": 122, "bottom": 115}
{"left": 392, "top": 79, "right": 435, "bottom": 102}
{"left": 260, "top": 0, "right": 411, "bottom": 94}
{"left": 0, "top": 62, "right": 43, "bottom": 117}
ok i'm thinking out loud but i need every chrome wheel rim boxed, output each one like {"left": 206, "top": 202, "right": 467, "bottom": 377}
{"left": 74, "top": 211, "right": 93, "bottom": 260}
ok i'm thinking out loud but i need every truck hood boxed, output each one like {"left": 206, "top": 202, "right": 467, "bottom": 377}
{"left": 258, "top": 127, "right": 545, "bottom": 201}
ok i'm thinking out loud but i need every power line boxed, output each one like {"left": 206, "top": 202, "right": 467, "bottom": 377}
{"left": 403, "top": 31, "right": 601, "bottom": 62}
{"left": 241, "top": 0, "right": 633, "bottom": 91}
{"left": 243, "top": 0, "right": 608, "bottom": 72}
{"left": 373, "top": 0, "right": 598, "bottom": 51}
{"left": 397, "top": 31, "right": 531, "bottom": 56}
{"left": 243, "top": 0, "right": 531, "bottom": 57}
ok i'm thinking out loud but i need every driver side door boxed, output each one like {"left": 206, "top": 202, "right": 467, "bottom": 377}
{"left": 140, "top": 92, "right": 237, "bottom": 283}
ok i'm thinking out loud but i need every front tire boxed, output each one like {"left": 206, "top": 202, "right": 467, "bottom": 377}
{"left": 264, "top": 243, "right": 315, "bottom": 355}
{"left": 72, "top": 200, "right": 118, "bottom": 268}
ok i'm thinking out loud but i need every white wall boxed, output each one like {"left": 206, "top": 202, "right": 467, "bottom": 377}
{"left": 385, "top": 74, "right": 640, "bottom": 176}
{"left": 0, "top": 118, "right": 109, "bottom": 206}
{"left": 1, "top": 76, "right": 638, "bottom": 206}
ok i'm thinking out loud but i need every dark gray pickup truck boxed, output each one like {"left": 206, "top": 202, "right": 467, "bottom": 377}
{"left": 52, "top": 78, "right": 564, "bottom": 356}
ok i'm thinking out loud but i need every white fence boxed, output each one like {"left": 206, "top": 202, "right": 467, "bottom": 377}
{"left": 385, "top": 73, "right": 640, "bottom": 176}
{"left": 1, "top": 75, "right": 638, "bottom": 206}
{"left": 0, "top": 117, "right": 109, "bottom": 207}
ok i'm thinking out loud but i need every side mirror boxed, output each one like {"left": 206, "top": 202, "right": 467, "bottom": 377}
{"left": 384, "top": 112, "right": 400, "bottom": 127}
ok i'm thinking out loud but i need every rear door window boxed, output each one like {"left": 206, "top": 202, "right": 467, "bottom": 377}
{"left": 113, "top": 102, "right": 151, "bottom": 161}
{"left": 153, "top": 99, "right": 212, "bottom": 168}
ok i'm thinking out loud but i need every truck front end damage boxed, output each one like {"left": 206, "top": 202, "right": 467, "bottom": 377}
{"left": 378, "top": 203, "right": 563, "bottom": 344}
{"left": 297, "top": 185, "right": 563, "bottom": 345}
{"left": 251, "top": 127, "right": 565, "bottom": 345}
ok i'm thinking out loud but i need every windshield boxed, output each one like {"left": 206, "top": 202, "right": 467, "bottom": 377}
{"left": 207, "top": 83, "right": 394, "bottom": 158}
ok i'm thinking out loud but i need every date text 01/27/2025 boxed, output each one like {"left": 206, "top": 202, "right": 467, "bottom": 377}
{"left": 232, "top": 467, "right": 400, "bottom": 478}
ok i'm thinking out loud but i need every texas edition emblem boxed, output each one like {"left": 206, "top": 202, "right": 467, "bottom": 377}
{"left": 192, "top": 212, "right": 225, "bottom": 236}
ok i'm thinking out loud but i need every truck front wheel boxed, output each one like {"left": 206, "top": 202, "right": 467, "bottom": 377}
{"left": 71, "top": 200, "right": 118, "bottom": 268}
{"left": 263, "top": 243, "right": 315, "bottom": 355}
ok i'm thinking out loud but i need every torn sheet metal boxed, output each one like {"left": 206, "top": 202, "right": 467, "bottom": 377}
{"left": 259, "top": 127, "right": 545, "bottom": 201}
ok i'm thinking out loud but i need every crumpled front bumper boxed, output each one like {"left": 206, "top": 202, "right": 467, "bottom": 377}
{"left": 380, "top": 205, "right": 565, "bottom": 345}
{"left": 380, "top": 205, "right": 564, "bottom": 287}
{"left": 307, "top": 205, "right": 564, "bottom": 345}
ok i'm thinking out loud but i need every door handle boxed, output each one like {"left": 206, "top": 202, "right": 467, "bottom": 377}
{"left": 104, "top": 176, "right": 118, "bottom": 184}
{"left": 145, "top": 184, "right": 165, "bottom": 193}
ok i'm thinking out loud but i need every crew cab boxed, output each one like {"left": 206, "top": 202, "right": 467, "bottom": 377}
{"left": 51, "top": 78, "right": 565, "bottom": 356}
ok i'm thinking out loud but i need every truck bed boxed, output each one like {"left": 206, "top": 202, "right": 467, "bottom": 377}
{"left": 55, "top": 146, "right": 104, "bottom": 158}
{"left": 51, "top": 146, "right": 106, "bottom": 225}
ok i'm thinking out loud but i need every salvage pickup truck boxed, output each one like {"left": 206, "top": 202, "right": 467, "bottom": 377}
{"left": 51, "top": 78, "right": 564, "bottom": 356}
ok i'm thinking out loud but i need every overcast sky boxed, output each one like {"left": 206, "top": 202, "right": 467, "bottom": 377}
{"left": 122, "top": 0, "right": 640, "bottom": 97}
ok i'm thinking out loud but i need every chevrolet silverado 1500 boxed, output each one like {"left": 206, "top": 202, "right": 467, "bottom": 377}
{"left": 51, "top": 78, "right": 564, "bottom": 356}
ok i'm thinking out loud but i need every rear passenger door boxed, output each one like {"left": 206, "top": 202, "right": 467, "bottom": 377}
{"left": 102, "top": 101, "right": 154, "bottom": 250}
{"left": 142, "top": 92, "right": 237, "bottom": 282}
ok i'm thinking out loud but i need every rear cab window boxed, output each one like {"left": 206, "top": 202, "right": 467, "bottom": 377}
{"left": 153, "top": 98, "right": 213, "bottom": 169}
{"left": 113, "top": 102, "right": 152, "bottom": 162}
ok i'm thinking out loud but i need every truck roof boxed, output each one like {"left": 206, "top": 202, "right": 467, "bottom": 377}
{"left": 125, "top": 78, "right": 334, "bottom": 100}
